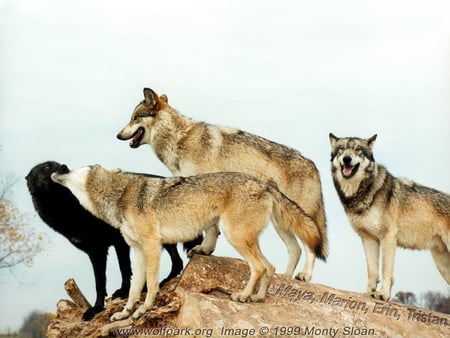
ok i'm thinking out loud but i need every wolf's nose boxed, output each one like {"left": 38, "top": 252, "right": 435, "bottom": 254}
{"left": 58, "top": 164, "right": 69, "bottom": 174}
{"left": 343, "top": 156, "right": 352, "bottom": 164}
{"left": 117, "top": 132, "right": 127, "bottom": 140}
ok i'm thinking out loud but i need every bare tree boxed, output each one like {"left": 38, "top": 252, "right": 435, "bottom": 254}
{"left": 436, "top": 296, "right": 450, "bottom": 314}
{"left": 0, "top": 174, "right": 44, "bottom": 270}
{"left": 393, "top": 291, "right": 417, "bottom": 306}
{"left": 420, "top": 291, "right": 445, "bottom": 311}
{"left": 394, "top": 289, "right": 450, "bottom": 314}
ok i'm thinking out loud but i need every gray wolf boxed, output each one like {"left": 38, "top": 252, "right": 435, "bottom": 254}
{"left": 116, "top": 87, "right": 328, "bottom": 282}
{"left": 51, "top": 164, "right": 325, "bottom": 321}
{"left": 329, "top": 133, "right": 450, "bottom": 300}
{"left": 26, "top": 161, "right": 198, "bottom": 320}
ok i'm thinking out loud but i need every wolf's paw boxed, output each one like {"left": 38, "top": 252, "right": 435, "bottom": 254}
{"left": 230, "top": 292, "right": 251, "bottom": 303}
{"left": 370, "top": 291, "right": 390, "bottom": 301}
{"left": 249, "top": 294, "right": 265, "bottom": 302}
{"left": 187, "top": 245, "right": 214, "bottom": 257}
{"left": 132, "top": 304, "right": 150, "bottom": 320}
{"left": 110, "top": 309, "right": 131, "bottom": 322}
{"left": 82, "top": 305, "right": 104, "bottom": 321}
{"left": 295, "top": 272, "right": 312, "bottom": 282}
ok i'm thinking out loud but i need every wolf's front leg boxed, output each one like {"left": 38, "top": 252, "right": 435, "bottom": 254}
{"left": 361, "top": 235, "right": 380, "bottom": 296}
{"left": 110, "top": 248, "right": 146, "bottom": 322}
{"left": 188, "top": 225, "right": 219, "bottom": 256}
{"left": 374, "top": 235, "right": 396, "bottom": 301}
{"left": 132, "top": 239, "right": 162, "bottom": 319}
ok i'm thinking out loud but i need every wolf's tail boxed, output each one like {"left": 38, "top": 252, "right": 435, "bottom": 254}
{"left": 271, "top": 188, "right": 327, "bottom": 261}
{"left": 312, "top": 200, "right": 329, "bottom": 259}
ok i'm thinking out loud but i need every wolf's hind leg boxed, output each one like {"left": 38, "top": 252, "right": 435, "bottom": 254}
{"left": 251, "top": 253, "right": 275, "bottom": 302}
{"left": 272, "top": 221, "right": 301, "bottom": 277}
{"left": 229, "top": 243, "right": 267, "bottom": 303}
{"left": 431, "top": 246, "right": 450, "bottom": 284}
{"left": 295, "top": 245, "right": 315, "bottom": 282}
{"left": 187, "top": 225, "right": 219, "bottom": 256}
{"left": 223, "top": 219, "right": 270, "bottom": 302}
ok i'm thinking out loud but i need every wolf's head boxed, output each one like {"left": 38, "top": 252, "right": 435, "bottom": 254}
{"left": 329, "top": 133, "right": 377, "bottom": 181}
{"left": 117, "top": 88, "right": 169, "bottom": 148}
{"left": 51, "top": 165, "right": 124, "bottom": 226}
{"left": 51, "top": 165, "right": 99, "bottom": 214}
{"left": 26, "top": 161, "right": 65, "bottom": 195}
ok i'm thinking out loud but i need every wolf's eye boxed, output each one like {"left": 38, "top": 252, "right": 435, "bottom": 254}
{"left": 354, "top": 146, "right": 361, "bottom": 152}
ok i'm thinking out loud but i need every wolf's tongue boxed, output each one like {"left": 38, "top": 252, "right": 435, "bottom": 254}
{"left": 343, "top": 165, "right": 353, "bottom": 177}
{"left": 129, "top": 128, "right": 144, "bottom": 148}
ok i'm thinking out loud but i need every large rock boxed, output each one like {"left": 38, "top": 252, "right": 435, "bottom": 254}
{"left": 48, "top": 255, "right": 449, "bottom": 337}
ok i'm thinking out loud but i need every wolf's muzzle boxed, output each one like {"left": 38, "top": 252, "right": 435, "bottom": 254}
{"left": 343, "top": 156, "right": 352, "bottom": 165}
{"left": 57, "top": 164, "right": 70, "bottom": 174}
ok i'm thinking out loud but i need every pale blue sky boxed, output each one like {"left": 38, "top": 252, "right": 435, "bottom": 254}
{"left": 1, "top": 0, "right": 449, "bottom": 332}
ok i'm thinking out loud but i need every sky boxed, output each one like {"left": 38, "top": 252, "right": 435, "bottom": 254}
{"left": 0, "top": 0, "right": 449, "bottom": 332}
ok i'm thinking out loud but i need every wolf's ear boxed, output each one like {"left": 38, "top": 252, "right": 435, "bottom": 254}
{"left": 366, "top": 134, "right": 377, "bottom": 149}
{"left": 143, "top": 88, "right": 158, "bottom": 109}
{"left": 329, "top": 133, "right": 339, "bottom": 147}
{"left": 160, "top": 94, "right": 168, "bottom": 103}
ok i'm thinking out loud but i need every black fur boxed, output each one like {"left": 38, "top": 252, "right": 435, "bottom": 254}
{"left": 26, "top": 161, "right": 200, "bottom": 320}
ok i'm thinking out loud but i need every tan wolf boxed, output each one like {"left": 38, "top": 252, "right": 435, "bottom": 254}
{"left": 329, "top": 133, "right": 450, "bottom": 300}
{"left": 116, "top": 87, "right": 328, "bottom": 281}
{"left": 51, "top": 164, "right": 325, "bottom": 321}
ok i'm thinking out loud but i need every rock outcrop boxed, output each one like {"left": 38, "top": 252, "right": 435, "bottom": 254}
{"left": 48, "top": 255, "right": 449, "bottom": 337}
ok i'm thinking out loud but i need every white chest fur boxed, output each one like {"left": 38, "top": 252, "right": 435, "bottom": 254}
{"left": 349, "top": 206, "right": 385, "bottom": 237}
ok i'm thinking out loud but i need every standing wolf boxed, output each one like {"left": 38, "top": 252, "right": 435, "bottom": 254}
{"left": 329, "top": 133, "right": 450, "bottom": 300}
{"left": 26, "top": 161, "right": 131, "bottom": 320}
{"left": 51, "top": 164, "right": 325, "bottom": 321}
{"left": 116, "top": 87, "right": 328, "bottom": 281}
{"left": 26, "top": 161, "right": 198, "bottom": 320}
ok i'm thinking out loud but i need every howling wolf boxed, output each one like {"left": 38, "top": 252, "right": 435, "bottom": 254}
{"left": 51, "top": 164, "right": 325, "bottom": 321}
{"left": 329, "top": 133, "right": 450, "bottom": 300}
{"left": 116, "top": 87, "right": 328, "bottom": 281}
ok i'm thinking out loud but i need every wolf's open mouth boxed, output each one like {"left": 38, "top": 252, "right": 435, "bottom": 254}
{"left": 342, "top": 163, "right": 360, "bottom": 179}
{"left": 129, "top": 127, "right": 145, "bottom": 148}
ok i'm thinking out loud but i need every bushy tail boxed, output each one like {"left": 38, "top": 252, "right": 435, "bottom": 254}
{"left": 312, "top": 200, "right": 329, "bottom": 259}
{"left": 271, "top": 188, "right": 327, "bottom": 261}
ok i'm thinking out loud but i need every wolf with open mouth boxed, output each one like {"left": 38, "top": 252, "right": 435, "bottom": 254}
{"left": 116, "top": 87, "right": 329, "bottom": 283}
{"left": 329, "top": 134, "right": 376, "bottom": 197}
{"left": 329, "top": 133, "right": 450, "bottom": 301}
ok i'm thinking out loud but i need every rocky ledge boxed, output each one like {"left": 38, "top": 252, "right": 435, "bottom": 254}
{"left": 47, "top": 255, "right": 449, "bottom": 337}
